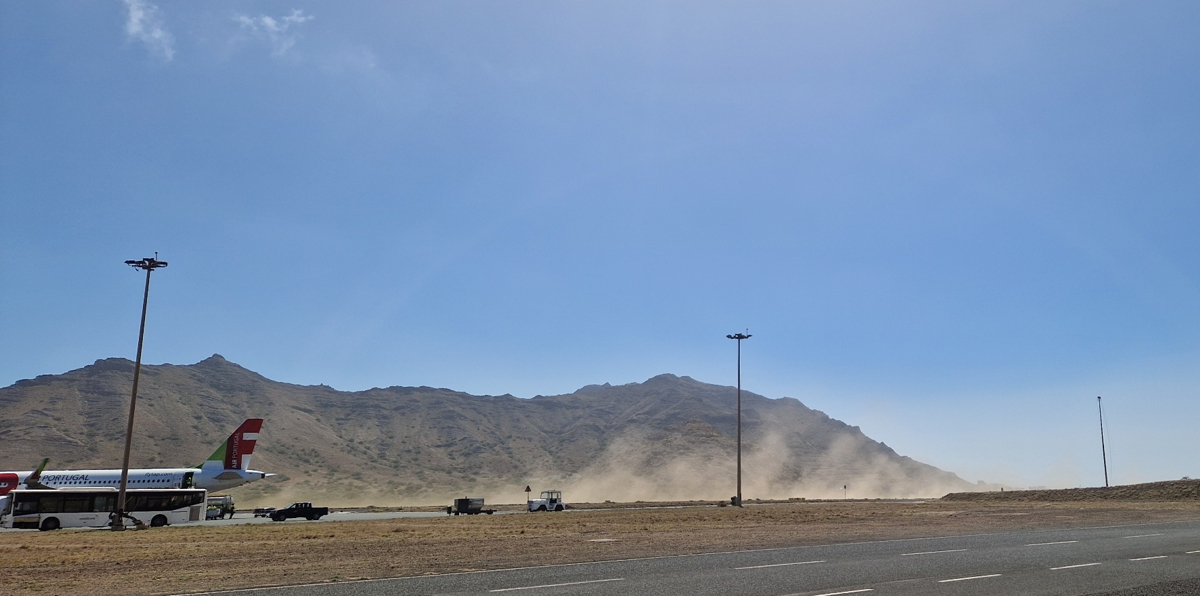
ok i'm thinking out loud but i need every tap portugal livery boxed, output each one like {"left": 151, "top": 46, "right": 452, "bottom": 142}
{"left": 0, "top": 419, "right": 272, "bottom": 496}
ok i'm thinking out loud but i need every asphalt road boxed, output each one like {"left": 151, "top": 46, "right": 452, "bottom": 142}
{"left": 0, "top": 509, "right": 505, "bottom": 532}
{"left": 179, "top": 519, "right": 1200, "bottom": 596}
{"left": 198, "top": 511, "right": 450, "bottom": 526}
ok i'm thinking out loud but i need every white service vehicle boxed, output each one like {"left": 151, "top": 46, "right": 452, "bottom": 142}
{"left": 206, "top": 494, "right": 235, "bottom": 519}
{"left": 1, "top": 488, "right": 206, "bottom": 531}
{"left": 527, "top": 489, "right": 565, "bottom": 512}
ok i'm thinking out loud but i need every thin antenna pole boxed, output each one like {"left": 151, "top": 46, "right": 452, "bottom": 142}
{"left": 1097, "top": 396, "right": 1109, "bottom": 488}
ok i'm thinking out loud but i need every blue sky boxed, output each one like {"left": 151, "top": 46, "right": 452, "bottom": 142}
{"left": 3, "top": 1, "right": 1199, "bottom": 489}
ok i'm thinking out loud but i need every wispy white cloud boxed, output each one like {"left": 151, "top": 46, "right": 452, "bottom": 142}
{"left": 235, "top": 9, "right": 314, "bottom": 56}
{"left": 122, "top": 0, "right": 174, "bottom": 60}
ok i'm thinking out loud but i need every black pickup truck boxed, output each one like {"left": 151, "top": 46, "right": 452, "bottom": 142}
{"left": 269, "top": 502, "right": 329, "bottom": 521}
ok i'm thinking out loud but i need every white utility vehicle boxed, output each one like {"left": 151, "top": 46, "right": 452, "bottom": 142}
{"left": 206, "top": 494, "right": 235, "bottom": 519}
{"left": 527, "top": 489, "right": 565, "bottom": 512}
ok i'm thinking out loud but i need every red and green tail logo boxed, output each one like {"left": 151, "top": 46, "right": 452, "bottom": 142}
{"left": 200, "top": 419, "right": 263, "bottom": 470}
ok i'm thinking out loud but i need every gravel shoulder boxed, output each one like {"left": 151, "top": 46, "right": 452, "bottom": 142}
{"left": 4, "top": 500, "right": 1200, "bottom": 596}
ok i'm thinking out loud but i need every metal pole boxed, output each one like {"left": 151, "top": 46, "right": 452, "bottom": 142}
{"left": 1098, "top": 396, "right": 1109, "bottom": 488}
{"left": 737, "top": 338, "right": 742, "bottom": 508}
{"left": 727, "top": 332, "right": 750, "bottom": 507}
{"left": 114, "top": 256, "right": 167, "bottom": 529}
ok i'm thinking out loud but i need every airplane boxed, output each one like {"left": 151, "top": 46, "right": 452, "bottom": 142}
{"left": 0, "top": 419, "right": 272, "bottom": 496}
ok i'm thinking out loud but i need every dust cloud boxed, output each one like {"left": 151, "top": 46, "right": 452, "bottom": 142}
{"left": 228, "top": 429, "right": 976, "bottom": 508}
{"left": 548, "top": 430, "right": 973, "bottom": 502}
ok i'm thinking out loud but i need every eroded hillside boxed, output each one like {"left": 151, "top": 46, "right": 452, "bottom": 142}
{"left": 0, "top": 355, "right": 974, "bottom": 505}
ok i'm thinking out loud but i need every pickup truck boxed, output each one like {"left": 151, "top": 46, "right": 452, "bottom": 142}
{"left": 269, "top": 502, "right": 328, "bottom": 522}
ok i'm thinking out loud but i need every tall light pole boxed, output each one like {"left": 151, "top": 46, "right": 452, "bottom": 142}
{"left": 113, "top": 255, "right": 168, "bottom": 530}
{"left": 1097, "top": 396, "right": 1109, "bottom": 488}
{"left": 726, "top": 332, "right": 751, "bottom": 507}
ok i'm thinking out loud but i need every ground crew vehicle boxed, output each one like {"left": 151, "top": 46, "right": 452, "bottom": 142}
{"left": 527, "top": 490, "right": 565, "bottom": 512}
{"left": 206, "top": 495, "right": 235, "bottom": 519}
{"left": 269, "top": 501, "right": 328, "bottom": 521}
{"left": 447, "top": 497, "right": 495, "bottom": 515}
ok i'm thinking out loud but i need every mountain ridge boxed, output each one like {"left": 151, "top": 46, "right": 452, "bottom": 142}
{"left": 0, "top": 355, "right": 976, "bottom": 505}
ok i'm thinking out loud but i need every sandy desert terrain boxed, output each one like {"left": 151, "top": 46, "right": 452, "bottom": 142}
{"left": 5, "top": 497, "right": 1200, "bottom": 596}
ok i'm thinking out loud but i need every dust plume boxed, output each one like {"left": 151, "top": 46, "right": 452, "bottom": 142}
{"left": 547, "top": 424, "right": 973, "bottom": 502}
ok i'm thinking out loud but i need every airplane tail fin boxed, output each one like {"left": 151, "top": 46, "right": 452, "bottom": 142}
{"left": 197, "top": 419, "right": 263, "bottom": 471}
{"left": 23, "top": 458, "right": 52, "bottom": 489}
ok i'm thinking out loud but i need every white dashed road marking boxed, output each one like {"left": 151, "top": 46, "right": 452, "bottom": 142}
{"left": 1124, "top": 533, "right": 1164, "bottom": 539}
{"left": 938, "top": 574, "right": 1001, "bottom": 583}
{"left": 900, "top": 549, "right": 967, "bottom": 556}
{"left": 1027, "top": 540, "right": 1078, "bottom": 546}
{"left": 1051, "top": 563, "right": 1102, "bottom": 570}
{"left": 1130, "top": 556, "right": 1168, "bottom": 561}
{"left": 737, "top": 560, "right": 824, "bottom": 570}
{"left": 801, "top": 590, "right": 873, "bottom": 596}
{"left": 490, "top": 578, "right": 625, "bottom": 592}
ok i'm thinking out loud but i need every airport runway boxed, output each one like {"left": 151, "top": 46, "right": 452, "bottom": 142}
{"left": 180, "top": 519, "right": 1200, "bottom": 596}
{"left": 0, "top": 509, "right": 505, "bottom": 532}
{"left": 197, "top": 510, "right": 452, "bottom": 526}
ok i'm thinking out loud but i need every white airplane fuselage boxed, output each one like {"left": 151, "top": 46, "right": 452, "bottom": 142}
{"left": 0, "top": 418, "right": 271, "bottom": 496}
{"left": 2, "top": 467, "right": 269, "bottom": 494}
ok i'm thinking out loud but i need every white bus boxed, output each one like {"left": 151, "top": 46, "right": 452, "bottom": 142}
{"left": 1, "top": 488, "right": 206, "bottom": 531}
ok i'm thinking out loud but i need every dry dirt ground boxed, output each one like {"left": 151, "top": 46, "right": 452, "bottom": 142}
{"left": 5, "top": 500, "right": 1200, "bottom": 596}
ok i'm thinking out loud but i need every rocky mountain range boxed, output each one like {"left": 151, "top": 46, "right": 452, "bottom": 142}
{"left": 0, "top": 355, "right": 977, "bottom": 505}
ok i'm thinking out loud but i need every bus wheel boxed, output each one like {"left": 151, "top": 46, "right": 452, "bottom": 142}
{"left": 151, "top": 515, "right": 168, "bottom": 527}
{"left": 40, "top": 517, "right": 60, "bottom": 531}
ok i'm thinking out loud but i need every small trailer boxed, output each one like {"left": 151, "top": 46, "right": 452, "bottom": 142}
{"left": 447, "top": 497, "right": 495, "bottom": 515}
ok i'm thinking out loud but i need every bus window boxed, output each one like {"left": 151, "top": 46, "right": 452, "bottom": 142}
{"left": 38, "top": 496, "right": 63, "bottom": 514}
{"left": 63, "top": 496, "right": 91, "bottom": 513}
{"left": 94, "top": 495, "right": 115, "bottom": 513}
{"left": 14, "top": 498, "right": 37, "bottom": 515}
